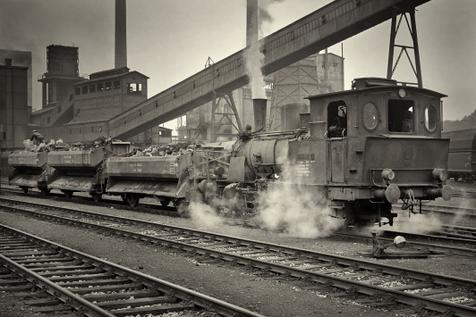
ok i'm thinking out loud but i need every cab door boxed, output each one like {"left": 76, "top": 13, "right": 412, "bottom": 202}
{"left": 326, "top": 101, "right": 347, "bottom": 183}
{"left": 329, "top": 138, "right": 346, "bottom": 183}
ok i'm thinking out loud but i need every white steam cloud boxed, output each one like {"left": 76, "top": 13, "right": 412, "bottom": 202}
{"left": 245, "top": 40, "right": 266, "bottom": 99}
{"left": 255, "top": 161, "right": 343, "bottom": 238}
{"left": 188, "top": 159, "right": 343, "bottom": 238}
{"left": 189, "top": 200, "right": 224, "bottom": 229}
{"left": 245, "top": 0, "right": 285, "bottom": 98}
{"left": 389, "top": 212, "right": 443, "bottom": 234}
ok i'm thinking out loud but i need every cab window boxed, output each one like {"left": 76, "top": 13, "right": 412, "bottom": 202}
{"left": 327, "top": 101, "right": 347, "bottom": 138}
{"left": 424, "top": 105, "right": 437, "bottom": 132}
{"left": 388, "top": 100, "right": 414, "bottom": 132}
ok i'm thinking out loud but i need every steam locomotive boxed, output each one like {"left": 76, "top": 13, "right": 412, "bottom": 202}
{"left": 8, "top": 77, "right": 451, "bottom": 226}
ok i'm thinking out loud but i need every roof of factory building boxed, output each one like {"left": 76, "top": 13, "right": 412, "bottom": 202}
{"left": 0, "top": 63, "right": 28, "bottom": 70}
{"left": 90, "top": 67, "right": 129, "bottom": 79}
{"left": 74, "top": 68, "right": 149, "bottom": 86}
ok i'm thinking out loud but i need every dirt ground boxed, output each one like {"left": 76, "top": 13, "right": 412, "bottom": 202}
{"left": 1, "top": 210, "right": 418, "bottom": 317}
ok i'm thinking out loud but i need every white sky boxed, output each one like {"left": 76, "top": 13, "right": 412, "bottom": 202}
{"left": 1, "top": 0, "right": 475, "bottom": 122}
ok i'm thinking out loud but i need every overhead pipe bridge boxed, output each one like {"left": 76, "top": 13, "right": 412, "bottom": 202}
{"left": 48, "top": 0, "right": 430, "bottom": 142}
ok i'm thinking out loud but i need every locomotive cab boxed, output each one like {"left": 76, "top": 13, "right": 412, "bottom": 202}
{"left": 306, "top": 77, "right": 451, "bottom": 225}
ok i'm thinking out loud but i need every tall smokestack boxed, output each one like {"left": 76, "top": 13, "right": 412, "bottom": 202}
{"left": 246, "top": 0, "right": 258, "bottom": 47}
{"left": 253, "top": 98, "right": 267, "bottom": 131}
{"left": 115, "top": 0, "right": 127, "bottom": 69}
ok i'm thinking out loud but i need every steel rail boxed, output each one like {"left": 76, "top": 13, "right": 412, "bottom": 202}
{"left": 376, "top": 229, "right": 476, "bottom": 247}
{"left": 0, "top": 223, "right": 264, "bottom": 317}
{"left": 334, "top": 232, "right": 476, "bottom": 256}
{"left": 418, "top": 204, "right": 476, "bottom": 218}
{"left": 1, "top": 199, "right": 476, "bottom": 316}
{"left": 0, "top": 253, "right": 115, "bottom": 317}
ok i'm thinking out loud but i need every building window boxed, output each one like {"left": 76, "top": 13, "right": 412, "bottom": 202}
{"left": 75, "top": 87, "right": 80, "bottom": 95}
{"left": 82, "top": 86, "right": 88, "bottom": 94}
{"left": 113, "top": 80, "right": 120, "bottom": 89}
{"left": 105, "top": 82, "right": 112, "bottom": 91}
{"left": 98, "top": 83, "right": 104, "bottom": 92}
{"left": 128, "top": 83, "right": 142, "bottom": 94}
{"left": 89, "top": 84, "right": 96, "bottom": 93}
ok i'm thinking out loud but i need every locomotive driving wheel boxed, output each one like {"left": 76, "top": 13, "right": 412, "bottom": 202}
{"left": 160, "top": 199, "right": 171, "bottom": 207}
{"left": 125, "top": 193, "right": 139, "bottom": 207}
{"left": 91, "top": 192, "right": 102, "bottom": 203}
{"left": 62, "top": 190, "right": 73, "bottom": 199}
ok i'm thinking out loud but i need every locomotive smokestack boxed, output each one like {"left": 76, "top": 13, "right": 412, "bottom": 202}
{"left": 115, "top": 0, "right": 127, "bottom": 69}
{"left": 253, "top": 98, "right": 267, "bottom": 131}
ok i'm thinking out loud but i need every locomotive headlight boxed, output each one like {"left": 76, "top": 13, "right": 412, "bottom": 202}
{"left": 432, "top": 168, "right": 447, "bottom": 182}
{"left": 398, "top": 88, "right": 406, "bottom": 98}
{"left": 381, "top": 168, "right": 395, "bottom": 182}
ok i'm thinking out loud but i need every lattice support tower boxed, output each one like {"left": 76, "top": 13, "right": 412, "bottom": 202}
{"left": 387, "top": 8, "right": 423, "bottom": 88}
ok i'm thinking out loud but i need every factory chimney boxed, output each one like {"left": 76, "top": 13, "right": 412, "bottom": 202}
{"left": 246, "top": 0, "right": 258, "bottom": 47}
{"left": 115, "top": 0, "right": 127, "bottom": 69}
{"left": 247, "top": 0, "right": 268, "bottom": 131}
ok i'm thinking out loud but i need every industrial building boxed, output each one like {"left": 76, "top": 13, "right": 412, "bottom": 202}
{"left": 0, "top": 58, "right": 30, "bottom": 150}
{"left": 179, "top": 52, "right": 344, "bottom": 141}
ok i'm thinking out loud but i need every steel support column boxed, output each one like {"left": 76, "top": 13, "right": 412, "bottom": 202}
{"left": 210, "top": 92, "right": 242, "bottom": 142}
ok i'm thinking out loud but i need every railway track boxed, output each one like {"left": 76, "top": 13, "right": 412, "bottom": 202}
{"left": 421, "top": 204, "right": 476, "bottom": 218}
{"left": 365, "top": 225, "right": 476, "bottom": 251}
{"left": 0, "top": 223, "right": 262, "bottom": 317}
{"left": 1, "top": 198, "right": 476, "bottom": 316}
{"left": 0, "top": 185, "right": 180, "bottom": 217}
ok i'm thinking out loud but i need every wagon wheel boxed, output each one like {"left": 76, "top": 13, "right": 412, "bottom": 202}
{"left": 91, "top": 193, "right": 102, "bottom": 203}
{"left": 126, "top": 194, "right": 139, "bottom": 207}
{"left": 160, "top": 199, "right": 171, "bottom": 207}
{"left": 20, "top": 186, "right": 28, "bottom": 194}
{"left": 40, "top": 188, "right": 50, "bottom": 196}
{"left": 62, "top": 190, "right": 73, "bottom": 199}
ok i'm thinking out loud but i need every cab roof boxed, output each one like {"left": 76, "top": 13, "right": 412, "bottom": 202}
{"left": 307, "top": 77, "right": 447, "bottom": 100}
